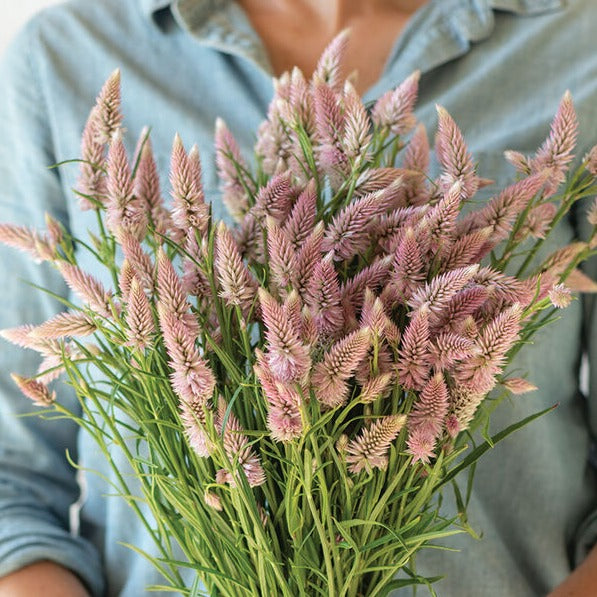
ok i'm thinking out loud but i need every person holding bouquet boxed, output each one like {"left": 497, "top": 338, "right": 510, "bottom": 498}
{"left": 0, "top": 1, "right": 597, "bottom": 595}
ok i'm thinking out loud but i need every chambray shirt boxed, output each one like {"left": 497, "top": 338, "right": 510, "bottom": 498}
{"left": 1, "top": 1, "right": 597, "bottom": 595}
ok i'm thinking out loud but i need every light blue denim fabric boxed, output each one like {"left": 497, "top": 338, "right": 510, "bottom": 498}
{"left": 0, "top": 1, "right": 596, "bottom": 595}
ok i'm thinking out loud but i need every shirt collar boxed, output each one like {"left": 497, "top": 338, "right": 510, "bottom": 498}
{"left": 137, "top": 0, "right": 566, "bottom": 22}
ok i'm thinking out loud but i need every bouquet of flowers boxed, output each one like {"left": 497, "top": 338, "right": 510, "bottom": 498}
{"left": 1, "top": 33, "right": 597, "bottom": 596}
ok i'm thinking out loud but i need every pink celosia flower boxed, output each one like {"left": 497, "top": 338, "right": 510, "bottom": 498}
{"left": 408, "top": 373, "right": 449, "bottom": 440}
{"left": 266, "top": 217, "right": 297, "bottom": 291}
{"left": 371, "top": 71, "right": 420, "bottom": 136}
{"left": 179, "top": 396, "right": 213, "bottom": 458}
{"left": 345, "top": 414, "right": 406, "bottom": 473}
{"left": 342, "top": 81, "right": 372, "bottom": 164}
{"left": 93, "top": 69, "right": 123, "bottom": 144}
{"left": 58, "top": 262, "right": 114, "bottom": 318}
{"left": 503, "top": 377, "right": 538, "bottom": 395}
{"left": 11, "top": 374, "right": 56, "bottom": 407}
{"left": 548, "top": 283, "right": 572, "bottom": 308}
{"left": 125, "top": 277, "right": 155, "bottom": 350}
{"left": 515, "top": 202, "right": 557, "bottom": 242}
{"left": 435, "top": 105, "right": 479, "bottom": 199}
{"left": 389, "top": 227, "right": 427, "bottom": 301}
{"left": 359, "top": 373, "right": 394, "bottom": 403}
{"left": 322, "top": 191, "right": 389, "bottom": 261}
{"left": 312, "top": 328, "right": 371, "bottom": 408}
{"left": 360, "top": 288, "right": 398, "bottom": 342}
{"left": 133, "top": 132, "right": 171, "bottom": 235}
{"left": 76, "top": 106, "right": 107, "bottom": 209}
{"left": 341, "top": 255, "right": 393, "bottom": 313}
{"left": 295, "top": 222, "right": 325, "bottom": 297}
{"left": 120, "top": 232, "right": 155, "bottom": 292}
{"left": 106, "top": 130, "right": 147, "bottom": 241}
{"left": 254, "top": 350, "right": 303, "bottom": 443}
{"left": 305, "top": 255, "right": 344, "bottom": 338}
{"left": 215, "top": 117, "right": 254, "bottom": 222}
{"left": 169, "top": 135, "right": 209, "bottom": 239}
{"left": 585, "top": 144, "right": 597, "bottom": 176}
{"left": 0, "top": 223, "right": 56, "bottom": 263}
{"left": 156, "top": 249, "right": 199, "bottom": 334}
{"left": 29, "top": 312, "right": 97, "bottom": 339}
{"left": 215, "top": 222, "right": 258, "bottom": 316}
{"left": 429, "top": 332, "right": 477, "bottom": 372}
{"left": 396, "top": 306, "right": 431, "bottom": 391}
{"left": 530, "top": 91, "right": 578, "bottom": 195}
{"left": 431, "top": 285, "right": 489, "bottom": 332}
{"left": 204, "top": 490, "right": 223, "bottom": 511}
{"left": 253, "top": 172, "right": 295, "bottom": 223}
{"left": 181, "top": 233, "right": 210, "bottom": 298}
{"left": 440, "top": 227, "right": 493, "bottom": 271}
{"left": 406, "top": 426, "right": 436, "bottom": 464}
{"left": 259, "top": 288, "right": 311, "bottom": 383}
{"left": 312, "top": 28, "right": 350, "bottom": 91}
{"left": 283, "top": 180, "right": 317, "bottom": 249}
{"left": 504, "top": 150, "right": 531, "bottom": 174}
{"left": 217, "top": 398, "right": 266, "bottom": 488}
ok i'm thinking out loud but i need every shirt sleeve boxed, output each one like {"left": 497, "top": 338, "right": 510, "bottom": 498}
{"left": 0, "top": 19, "right": 105, "bottom": 597}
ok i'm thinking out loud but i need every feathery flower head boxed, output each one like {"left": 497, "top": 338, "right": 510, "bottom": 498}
{"left": 58, "top": 262, "right": 114, "bottom": 318}
{"left": 30, "top": 312, "right": 97, "bottom": 340}
{"left": 585, "top": 144, "right": 597, "bottom": 176}
{"left": 312, "top": 29, "right": 350, "bottom": 92}
{"left": 345, "top": 414, "right": 406, "bottom": 473}
{"left": 503, "top": 377, "right": 538, "bottom": 395}
{"left": 396, "top": 305, "right": 431, "bottom": 391}
{"left": 93, "top": 69, "right": 123, "bottom": 144}
{"left": 11, "top": 374, "right": 56, "bottom": 407}
{"left": 548, "top": 283, "right": 572, "bottom": 308}
{"left": 371, "top": 71, "right": 420, "bottom": 135}
{"left": 0, "top": 223, "right": 56, "bottom": 263}
{"left": 204, "top": 490, "right": 223, "bottom": 511}
{"left": 259, "top": 288, "right": 311, "bottom": 383}
{"left": 125, "top": 277, "right": 155, "bottom": 350}
{"left": 305, "top": 254, "right": 344, "bottom": 337}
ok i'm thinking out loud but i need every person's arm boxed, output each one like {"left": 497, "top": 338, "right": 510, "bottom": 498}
{"left": 548, "top": 545, "right": 597, "bottom": 597}
{"left": 0, "top": 17, "right": 104, "bottom": 596}
{"left": 0, "top": 561, "right": 90, "bottom": 597}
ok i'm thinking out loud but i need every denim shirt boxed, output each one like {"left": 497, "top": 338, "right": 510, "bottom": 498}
{"left": 1, "top": 1, "right": 596, "bottom": 595}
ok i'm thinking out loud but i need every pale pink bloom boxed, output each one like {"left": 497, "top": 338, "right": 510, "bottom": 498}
{"left": 355, "top": 343, "right": 394, "bottom": 385}
{"left": 585, "top": 144, "right": 597, "bottom": 176}
{"left": 322, "top": 192, "right": 388, "bottom": 261}
{"left": 548, "top": 283, "right": 572, "bottom": 308}
{"left": 353, "top": 168, "right": 405, "bottom": 198}
{"left": 473, "top": 267, "right": 535, "bottom": 308}
{"left": 345, "top": 414, "right": 406, "bottom": 473}
{"left": 180, "top": 396, "right": 213, "bottom": 457}
{"left": 440, "top": 227, "right": 493, "bottom": 270}
{"left": 254, "top": 351, "right": 303, "bottom": 442}
{"left": 36, "top": 353, "right": 68, "bottom": 385}
{"left": 267, "top": 217, "right": 297, "bottom": 291}
{"left": 160, "top": 310, "right": 216, "bottom": 405}
{"left": 11, "top": 374, "right": 56, "bottom": 407}
{"left": 424, "top": 182, "right": 462, "bottom": 250}
{"left": 360, "top": 289, "right": 396, "bottom": 341}
{"left": 531, "top": 91, "right": 578, "bottom": 195}
{"left": 541, "top": 242, "right": 587, "bottom": 277}
{"left": 342, "top": 81, "right": 372, "bottom": 163}
{"left": 169, "top": 135, "right": 209, "bottom": 239}
{"left": 30, "top": 312, "right": 97, "bottom": 339}
{"left": 503, "top": 377, "right": 538, "bottom": 395}
{"left": 59, "top": 263, "right": 114, "bottom": 318}
{"left": 404, "top": 123, "right": 430, "bottom": 173}
{"left": 253, "top": 172, "right": 295, "bottom": 223}
{"left": 218, "top": 398, "right": 266, "bottom": 488}
{"left": 134, "top": 132, "right": 171, "bottom": 235}
{"left": 429, "top": 332, "right": 476, "bottom": 371}
{"left": 215, "top": 117, "right": 253, "bottom": 222}
{"left": 282, "top": 289, "right": 303, "bottom": 333}
{"left": 504, "top": 150, "right": 531, "bottom": 174}
{"left": 93, "top": 69, "right": 123, "bottom": 144}
{"left": 396, "top": 306, "right": 431, "bottom": 391}
{"left": 408, "top": 265, "right": 479, "bottom": 317}
{"left": 371, "top": 71, "right": 420, "bottom": 135}
{"left": 340, "top": 255, "right": 393, "bottom": 313}
{"left": 76, "top": 106, "right": 107, "bottom": 209}
{"left": 390, "top": 227, "right": 427, "bottom": 301}
{"left": 300, "top": 305, "right": 319, "bottom": 347}
{"left": 259, "top": 288, "right": 311, "bottom": 383}
{"left": 235, "top": 212, "right": 265, "bottom": 264}
{"left": 515, "top": 202, "right": 557, "bottom": 241}
{"left": 295, "top": 222, "right": 325, "bottom": 298}
{"left": 125, "top": 277, "right": 155, "bottom": 350}
{"left": 215, "top": 222, "right": 258, "bottom": 315}
{"left": 371, "top": 204, "right": 428, "bottom": 253}
{"left": 45, "top": 214, "right": 64, "bottom": 247}
{"left": 431, "top": 285, "right": 489, "bottom": 333}
{"left": 435, "top": 105, "right": 479, "bottom": 199}
{"left": 181, "top": 233, "right": 210, "bottom": 298}
{"left": 106, "top": 130, "right": 147, "bottom": 241}
{"left": 587, "top": 198, "right": 597, "bottom": 227}
{"left": 449, "top": 385, "right": 485, "bottom": 431}
{"left": 408, "top": 373, "right": 449, "bottom": 439}
{"left": 359, "top": 373, "right": 394, "bottom": 403}
{"left": 204, "top": 490, "right": 223, "bottom": 511}
{"left": 283, "top": 180, "right": 317, "bottom": 249}
{"left": 118, "top": 259, "right": 135, "bottom": 298}
{"left": 406, "top": 426, "right": 436, "bottom": 464}
{"left": 120, "top": 232, "right": 155, "bottom": 292}
{"left": 0, "top": 223, "right": 55, "bottom": 263}
{"left": 305, "top": 255, "right": 344, "bottom": 338}
{"left": 312, "top": 29, "right": 350, "bottom": 91}
{"left": 312, "top": 328, "right": 371, "bottom": 408}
